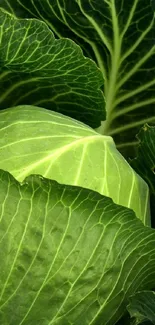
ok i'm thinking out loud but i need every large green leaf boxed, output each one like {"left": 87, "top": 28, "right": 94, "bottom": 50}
{"left": 0, "top": 169, "right": 155, "bottom": 324}
{"left": 130, "top": 125, "right": 155, "bottom": 226}
{"left": 127, "top": 291, "right": 155, "bottom": 324}
{"left": 0, "top": 105, "right": 150, "bottom": 225}
{"left": 0, "top": 8, "right": 105, "bottom": 128}
{"left": 1, "top": 0, "right": 155, "bottom": 156}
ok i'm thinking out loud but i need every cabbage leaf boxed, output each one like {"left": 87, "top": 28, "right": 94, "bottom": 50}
{"left": 131, "top": 125, "right": 155, "bottom": 226}
{"left": 0, "top": 169, "right": 155, "bottom": 324}
{"left": 127, "top": 291, "right": 155, "bottom": 324}
{"left": 1, "top": 0, "right": 155, "bottom": 156}
{"left": 0, "top": 105, "right": 150, "bottom": 224}
{"left": 0, "top": 8, "right": 105, "bottom": 128}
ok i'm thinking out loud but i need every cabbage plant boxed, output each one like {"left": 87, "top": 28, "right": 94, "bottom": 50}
{"left": 0, "top": 1, "right": 155, "bottom": 325}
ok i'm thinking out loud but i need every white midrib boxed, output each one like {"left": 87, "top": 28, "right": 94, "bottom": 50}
{"left": 103, "top": 2, "right": 122, "bottom": 135}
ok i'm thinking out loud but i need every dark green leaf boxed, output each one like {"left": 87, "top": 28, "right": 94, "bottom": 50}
{"left": 1, "top": 1, "right": 155, "bottom": 156}
{"left": 0, "top": 8, "right": 105, "bottom": 128}
{"left": 131, "top": 125, "right": 155, "bottom": 226}
{"left": 127, "top": 291, "right": 155, "bottom": 324}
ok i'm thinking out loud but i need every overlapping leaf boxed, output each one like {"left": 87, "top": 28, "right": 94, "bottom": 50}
{"left": 131, "top": 125, "right": 155, "bottom": 226}
{"left": 0, "top": 169, "right": 155, "bottom": 324}
{"left": 127, "top": 291, "right": 155, "bottom": 324}
{"left": 0, "top": 105, "right": 150, "bottom": 224}
{"left": 1, "top": 0, "right": 155, "bottom": 156}
{"left": 0, "top": 8, "right": 105, "bottom": 128}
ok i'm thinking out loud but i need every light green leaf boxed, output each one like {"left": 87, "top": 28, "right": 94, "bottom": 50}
{"left": 1, "top": 0, "right": 155, "bottom": 156}
{"left": 127, "top": 291, "right": 155, "bottom": 324}
{"left": 0, "top": 169, "right": 155, "bottom": 324}
{"left": 0, "top": 8, "right": 105, "bottom": 128}
{"left": 0, "top": 105, "right": 150, "bottom": 225}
